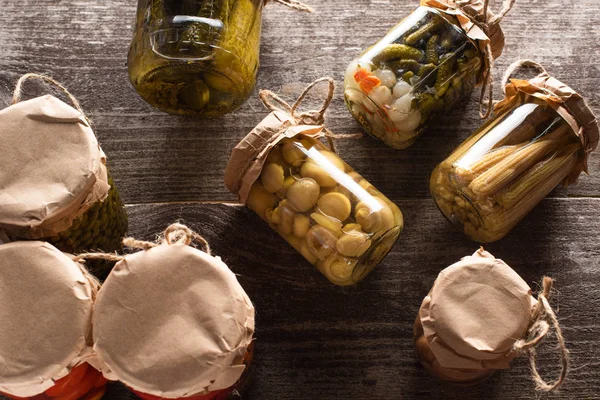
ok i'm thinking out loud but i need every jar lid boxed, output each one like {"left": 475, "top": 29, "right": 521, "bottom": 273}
{"left": 0, "top": 241, "right": 96, "bottom": 397}
{"left": 495, "top": 62, "right": 599, "bottom": 184}
{"left": 0, "top": 95, "right": 110, "bottom": 239}
{"left": 92, "top": 243, "right": 255, "bottom": 398}
{"left": 419, "top": 248, "right": 535, "bottom": 371}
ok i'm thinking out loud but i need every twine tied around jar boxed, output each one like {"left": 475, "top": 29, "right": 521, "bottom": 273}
{"left": 268, "top": 0, "right": 313, "bottom": 13}
{"left": 73, "top": 223, "right": 212, "bottom": 265}
{"left": 259, "top": 77, "right": 362, "bottom": 152}
{"left": 11, "top": 73, "right": 92, "bottom": 126}
{"left": 512, "top": 277, "right": 569, "bottom": 392}
{"left": 425, "top": 0, "right": 516, "bottom": 118}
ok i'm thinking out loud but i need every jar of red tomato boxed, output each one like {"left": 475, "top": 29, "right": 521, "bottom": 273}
{"left": 90, "top": 224, "right": 255, "bottom": 400}
{"left": 0, "top": 242, "right": 106, "bottom": 400}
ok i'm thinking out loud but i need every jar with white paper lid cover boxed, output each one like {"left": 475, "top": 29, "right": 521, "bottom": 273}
{"left": 90, "top": 223, "right": 255, "bottom": 400}
{"left": 0, "top": 241, "right": 106, "bottom": 400}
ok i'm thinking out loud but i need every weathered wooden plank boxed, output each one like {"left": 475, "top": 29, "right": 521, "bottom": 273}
{"left": 84, "top": 199, "right": 600, "bottom": 399}
{"left": 0, "top": 0, "right": 598, "bottom": 204}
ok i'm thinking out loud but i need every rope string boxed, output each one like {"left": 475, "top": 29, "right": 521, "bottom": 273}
{"left": 450, "top": 0, "right": 517, "bottom": 118}
{"left": 268, "top": 0, "right": 313, "bottom": 12}
{"left": 12, "top": 73, "right": 91, "bottom": 125}
{"left": 74, "top": 223, "right": 212, "bottom": 264}
{"left": 512, "top": 277, "right": 570, "bottom": 392}
{"left": 500, "top": 59, "right": 549, "bottom": 95}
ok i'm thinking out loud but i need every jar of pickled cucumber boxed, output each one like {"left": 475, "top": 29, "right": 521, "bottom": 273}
{"left": 0, "top": 75, "right": 128, "bottom": 277}
{"left": 0, "top": 241, "right": 106, "bottom": 400}
{"left": 90, "top": 224, "right": 255, "bottom": 400}
{"left": 414, "top": 248, "right": 568, "bottom": 391}
{"left": 344, "top": 0, "right": 512, "bottom": 149}
{"left": 225, "top": 79, "right": 404, "bottom": 285}
{"left": 430, "top": 63, "right": 599, "bottom": 243}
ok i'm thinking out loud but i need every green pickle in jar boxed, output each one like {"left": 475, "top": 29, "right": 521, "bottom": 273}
{"left": 344, "top": 5, "right": 495, "bottom": 149}
{"left": 128, "top": 0, "right": 264, "bottom": 116}
{"left": 247, "top": 136, "right": 403, "bottom": 285}
{"left": 430, "top": 67, "right": 598, "bottom": 243}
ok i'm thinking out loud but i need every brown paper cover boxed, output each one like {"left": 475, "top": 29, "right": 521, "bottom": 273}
{"left": 224, "top": 110, "right": 324, "bottom": 203}
{"left": 0, "top": 95, "right": 110, "bottom": 239}
{"left": 92, "top": 244, "right": 255, "bottom": 398}
{"left": 421, "top": 0, "right": 505, "bottom": 83}
{"left": 419, "top": 248, "right": 536, "bottom": 372}
{"left": 495, "top": 75, "right": 599, "bottom": 184}
{"left": 0, "top": 241, "right": 95, "bottom": 397}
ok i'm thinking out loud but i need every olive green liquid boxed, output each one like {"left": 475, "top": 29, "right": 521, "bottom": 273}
{"left": 128, "top": 0, "right": 263, "bottom": 117}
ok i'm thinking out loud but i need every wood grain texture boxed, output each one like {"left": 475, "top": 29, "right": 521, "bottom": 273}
{"left": 0, "top": 0, "right": 599, "bottom": 398}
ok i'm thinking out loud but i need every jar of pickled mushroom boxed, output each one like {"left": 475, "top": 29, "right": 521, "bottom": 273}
{"left": 0, "top": 241, "right": 106, "bottom": 400}
{"left": 344, "top": 0, "right": 514, "bottom": 149}
{"left": 127, "top": 0, "right": 311, "bottom": 117}
{"left": 430, "top": 62, "right": 599, "bottom": 243}
{"left": 414, "top": 248, "right": 568, "bottom": 391}
{"left": 0, "top": 74, "right": 128, "bottom": 277}
{"left": 225, "top": 78, "right": 403, "bottom": 285}
{"left": 89, "top": 223, "right": 255, "bottom": 400}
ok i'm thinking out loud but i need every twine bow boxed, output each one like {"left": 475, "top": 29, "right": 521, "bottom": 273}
{"left": 73, "top": 223, "right": 212, "bottom": 265}
{"left": 259, "top": 77, "right": 362, "bottom": 151}
{"left": 433, "top": 0, "right": 516, "bottom": 118}
{"left": 500, "top": 59, "right": 549, "bottom": 95}
{"left": 512, "top": 277, "right": 569, "bottom": 392}
{"left": 11, "top": 73, "right": 92, "bottom": 126}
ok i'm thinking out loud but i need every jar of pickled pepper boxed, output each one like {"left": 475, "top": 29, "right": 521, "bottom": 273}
{"left": 0, "top": 241, "right": 107, "bottom": 400}
{"left": 344, "top": 0, "right": 512, "bottom": 149}
{"left": 225, "top": 78, "right": 404, "bottom": 285}
{"left": 430, "top": 62, "right": 599, "bottom": 243}
{"left": 90, "top": 223, "right": 255, "bottom": 400}
{"left": 127, "top": 0, "right": 311, "bottom": 117}
{"left": 0, "top": 75, "right": 128, "bottom": 277}
{"left": 414, "top": 248, "right": 568, "bottom": 391}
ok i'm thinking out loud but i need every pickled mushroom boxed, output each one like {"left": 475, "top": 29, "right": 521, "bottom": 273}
{"left": 305, "top": 225, "right": 338, "bottom": 260}
{"left": 287, "top": 178, "right": 320, "bottom": 212}
{"left": 261, "top": 163, "right": 285, "bottom": 193}
{"left": 355, "top": 197, "right": 395, "bottom": 233}
{"left": 300, "top": 151, "right": 346, "bottom": 187}
{"left": 246, "top": 184, "right": 277, "bottom": 218}
{"left": 336, "top": 228, "right": 371, "bottom": 257}
{"left": 317, "top": 192, "right": 352, "bottom": 222}
{"left": 293, "top": 214, "right": 311, "bottom": 238}
{"left": 320, "top": 254, "right": 357, "bottom": 282}
{"left": 282, "top": 139, "right": 306, "bottom": 164}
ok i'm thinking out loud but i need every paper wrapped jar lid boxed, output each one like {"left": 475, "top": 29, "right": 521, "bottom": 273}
{"left": 0, "top": 95, "right": 110, "bottom": 240}
{"left": 92, "top": 243, "right": 255, "bottom": 398}
{"left": 419, "top": 248, "right": 536, "bottom": 371}
{"left": 0, "top": 241, "right": 96, "bottom": 397}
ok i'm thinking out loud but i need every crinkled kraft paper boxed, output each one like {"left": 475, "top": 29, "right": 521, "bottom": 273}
{"left": 224, "top": 110, "right": 324, "bottom": 203}
{"left": 495, "top": 75, "right": 599, "bottom": 185}
{"left": 91, "top": 244, "right": 255, "bottom": 398}
{"left": 422, "top": 0, "right": 505, "bottom": 84}
{"left": 0, "top": 95, "right": 110, "bottom": 240}
{"left": 0, "top": 241, "right": 95, "bottom": 397}
{"left": 419, "top": 248, "right": 536, "bottom": 372}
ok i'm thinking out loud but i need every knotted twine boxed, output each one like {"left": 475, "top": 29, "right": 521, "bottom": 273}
{"left": 12, "top": 73, "right": 92, "bottom": 126}
{"left": 258, "top": 77, "right": 362, "bottom": 152}
{"left": 423, "top": 0, "right": 516, "bottom": 118}
{"left": 73, "top": 223, "right": 212, "bottom": 265}
{"left": 512, "top": 277, "right": 569, "bottom": 392}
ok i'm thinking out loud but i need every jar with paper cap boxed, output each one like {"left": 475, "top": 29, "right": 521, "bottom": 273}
{"left": 413, "top": 248, "right": 569, "bottom": 391}
{"left": 343, "top": 0, "right": 516, "bottom": 149}
{"left": 83, "top": 223, "right": 255, "bottom": 400}
{"left": 225, "top": 78, "right": 403, "bottom": 286}
{"left": 430, "top": 61, "right": 599, "bottom": 243}
{"left": 0, "top": 241, "right": 107, "bottom": 400}
{"left": 0, "top": 74, "right": 128, "bottom": 277}
{"left": 127, "top": 0, "right": 311, "bottom": 117}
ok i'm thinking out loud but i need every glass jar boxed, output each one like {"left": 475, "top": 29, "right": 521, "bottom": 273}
{"left": 0, "top": 363, "right": 107, "bottom": 400}
{"left": 344, "top": 6, "right": 482, "bottom": 149}
{"left": 246, "top": 135, "right": 404, "bottom": 285}
{"left": 430, "top": 97, "right": 585, "bottom": 243}
{"left": 128, "top": 0, "right": 264, "bottom": 116}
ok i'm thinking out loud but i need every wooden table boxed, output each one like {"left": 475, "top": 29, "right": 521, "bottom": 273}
{"left": 1, "top": 0, "right": 599, "bottom": 398}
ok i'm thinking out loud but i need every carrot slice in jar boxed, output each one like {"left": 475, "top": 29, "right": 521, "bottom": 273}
{"left": 354, "top": 68, "right": 381, "bottom": 94}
